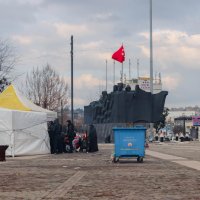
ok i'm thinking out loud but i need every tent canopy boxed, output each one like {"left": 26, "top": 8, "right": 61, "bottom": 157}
{"left": 0, "top": 85, "right": 57, "bottom": 121}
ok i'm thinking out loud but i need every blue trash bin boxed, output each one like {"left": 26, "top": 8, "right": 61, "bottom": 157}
{"left": 112, "top": 126, "right": 146, "bottom": 163}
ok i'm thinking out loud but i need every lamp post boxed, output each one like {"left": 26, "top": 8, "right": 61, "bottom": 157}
{"left": 70, "top": 35, "right": 74, "bottom": 123}
{"left": 150, "top": 0, "right": 153, "bottom": 93}
{"left": 106, "top": 60, "right": 107, "bottom": 91}
{"left": 149, "top": 0, "right": 154, "bottom": 138}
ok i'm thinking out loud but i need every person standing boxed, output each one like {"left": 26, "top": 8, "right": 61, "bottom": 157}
{"left": 48, "top": 121, "right": 55, "bottom": 154}
{"left": 155, "top": 132, "right": 159, "bottom": 141}
{"left": 185, "top": 132, "right": 190, "bottom": 141}
{"left": 53, "top": 118, "right": 63, "bottom": 154}
{"left": 175, "top": 133, "right": 179, "bottom": 141}
{"left": 66, "top": 120, "right": 75, "bottom": 153}
{"left": 160, "top": 130, "right": 164, "bottom": 142}
{"left": 88, "top": 124, "right": 98, "bottom": 152}
{"left": 180, "top": 132, "right": 184, "bottom": 142}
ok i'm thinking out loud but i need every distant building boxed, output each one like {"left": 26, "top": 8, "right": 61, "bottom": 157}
{"left": 166, "top": 111, "right": 196, "bottom": 123}
{"left": 74, "top": 108, "right": 84, "bottom": 120}
{"left": 174, "top": 116, "right": 199, "bottom": 140}
{"left": 125, "top": 76, "right": 162, "bottom": 94}
{"left": 167, "top": 110, "right": 200, "bottom": 140}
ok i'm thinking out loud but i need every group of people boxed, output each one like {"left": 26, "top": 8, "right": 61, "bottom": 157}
{"left": 154, "top": 130, "right": 191, "bottom": 142}
{"left": 48, "top": 119, "right": 98, "bottom": 154}
{"left": 175, "top": 132, "right": 190, "bottom": 142}
{"left": 154, "top": 131, "right": 165, "bottom": 142}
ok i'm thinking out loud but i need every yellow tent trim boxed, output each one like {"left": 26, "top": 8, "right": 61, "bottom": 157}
{"left": 0, "top": 85, "right": 31, "bottom": 111}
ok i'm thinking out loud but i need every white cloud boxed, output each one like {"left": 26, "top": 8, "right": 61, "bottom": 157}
{"left": 94, "top": 12, "right": 114, "bottom": 21}
{"left": 186, "top": 34, "right": 200, "bottom": 46}
{"left": 16, "top": 0, "right": 44, "bottom": 5}
{"left": 12, "top": 35, "right": 32, "bottom": 45}
{"left": 75, "top": 74, "right": 103, "bottom": 90}
{"left": 53, "top": 22, "right": 90, "bottom": 38}
{"left": 97, "top": 52, "right": 112, "bottom": 60}
{"left": 138, "top": 45, "right": 149, "bottom": 58}
{"left": 162, "top": 74, "right": 182, "bottom": 91}
{"left": 139, "top": 30, "right": 188, "bottom": 44}
{"left": 77, "top": 41, "right": 112, "bottom": 61}
{"left": 79, "top": 41, "right": 104, "bottom": 50}
{"left": 65, "top": 74, "right": 105, "bottom": 107}
{"left": 139, "top": 30, "right": 200, "bottom": 69}
{"left": 153, "top": 30, "right": 188, "bottom": 45}
{"left": 74, "top": 97, "right": 87, "bottom": 107}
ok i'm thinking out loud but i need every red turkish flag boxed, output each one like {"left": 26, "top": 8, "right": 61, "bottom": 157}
{"left": 112, "top": 45, "right": 125, "bottom": 63}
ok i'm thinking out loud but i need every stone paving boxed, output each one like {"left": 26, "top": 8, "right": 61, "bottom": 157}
{"left": 146, "top": 150, "right": 200, "bottom": 171}
{"left": 149, "top": 141, "right": 200, "bottom": 160}
{"left": 0, "top": 142, "right": 200, "bottom": 199}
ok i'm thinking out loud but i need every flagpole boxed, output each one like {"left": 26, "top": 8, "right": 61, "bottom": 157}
{"left": 150, "top": 0, "right": 153, "bottom": 93}
{"left": 113, "top": 60, "right": 115, "bottom": 86}
{"left": 70, "top": 35, "right": 74, "bottom": 123}
{"left": 106, "top": 59, "right": 107, "bottom": 91}
{"left": 121, "top": 62, "right": 123, "bottom": 83}
{"left": 122, "top": 43, "right": 124, "bottom": 84}
{"left": 137, "top": 58, "right": 139, "bottom": 79}
{"left": 129, "top": 58, "right": 131, "bottom": 80}
{"left": 150, "top": 0, "right": 154, "bottom": 138}
{"left": 111, "top": 45, "right": 125, "bottom": 84}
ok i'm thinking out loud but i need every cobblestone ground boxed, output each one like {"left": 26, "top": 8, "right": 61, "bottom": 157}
{"left": 0, "top": 143, "right": 200, "bottom": 200}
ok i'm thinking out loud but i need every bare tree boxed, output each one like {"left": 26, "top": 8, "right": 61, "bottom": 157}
{"left": 0, "top": 39, "right": 17, "bottom": 78}
{"left": 25, "top": 64, "right": 68, "bottom": 111}
{"left": 0, "top": 39, "right": 18, "bottom": 92}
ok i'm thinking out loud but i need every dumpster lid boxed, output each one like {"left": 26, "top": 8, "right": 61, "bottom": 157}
{"left": 113, "top": 125, "right": 146, "bottom": 130}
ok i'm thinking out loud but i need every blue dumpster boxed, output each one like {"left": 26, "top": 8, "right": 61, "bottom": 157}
{"left": 112, "top": 126, "right": 146, "bottom": 163}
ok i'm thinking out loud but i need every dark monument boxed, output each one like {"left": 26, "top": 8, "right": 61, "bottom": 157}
{"left": 84, "top": 84, "right": 168, "bottom": 124}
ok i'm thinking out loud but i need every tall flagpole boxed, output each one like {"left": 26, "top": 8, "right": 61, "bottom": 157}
{"left": 70, "top": 35, "right": 74, "bottom": 123}
{"left": 129, "top": 59, "right": 131, "bottom": 80}
{"left": 113, "top": 60, "right": 115, "bottom": 86}
{"left": 106, "top": 59, "right": 108, "bottom": 91}
{"left": 150, "top": 0, "right": 154, "bottom": 138}
{"left": 122, "top": 43, "right": 124, "bottom": 84}
{"left": 121, "top": 62, "right": 123, "bottom": 83}
{"left": 150, "top": 0, "right": 153, "bottom": 93}
{"left": 137, "top": 58, "right": 139, "bottom": 79}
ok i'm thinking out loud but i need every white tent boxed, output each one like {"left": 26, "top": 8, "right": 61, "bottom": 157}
{"left": 0, "top": 85, "right": 57, "bottom": 156}
{"left": 0, "top": 108, "right": 50, "bottom": 156}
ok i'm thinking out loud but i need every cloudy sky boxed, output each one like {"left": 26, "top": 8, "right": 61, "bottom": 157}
{"left": 1, "top": 0, "right": 200, "bottom": 109}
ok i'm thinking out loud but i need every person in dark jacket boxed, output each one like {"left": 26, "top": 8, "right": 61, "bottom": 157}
{"left": 53, "top": 118, "right": 63, "bottom": 154}
{"left": 88, "top": 124, "right": 98, "bottom": 152}
{"left": 66, "top": 120, "right": 75, "bottom": 153}
{"left": 48, "top": 121, "right": 55, "bottom": 154}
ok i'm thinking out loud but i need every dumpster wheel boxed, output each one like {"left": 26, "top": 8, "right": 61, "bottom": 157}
{"left": 113, "top": 157, "right": 119, "bottom": 163}
{"left": 137, "top": 157, "right": 143, "bottom": 163}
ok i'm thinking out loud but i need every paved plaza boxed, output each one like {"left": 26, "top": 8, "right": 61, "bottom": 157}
{"left": 0, "top": 142, "right": 200, "bottom": 200}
